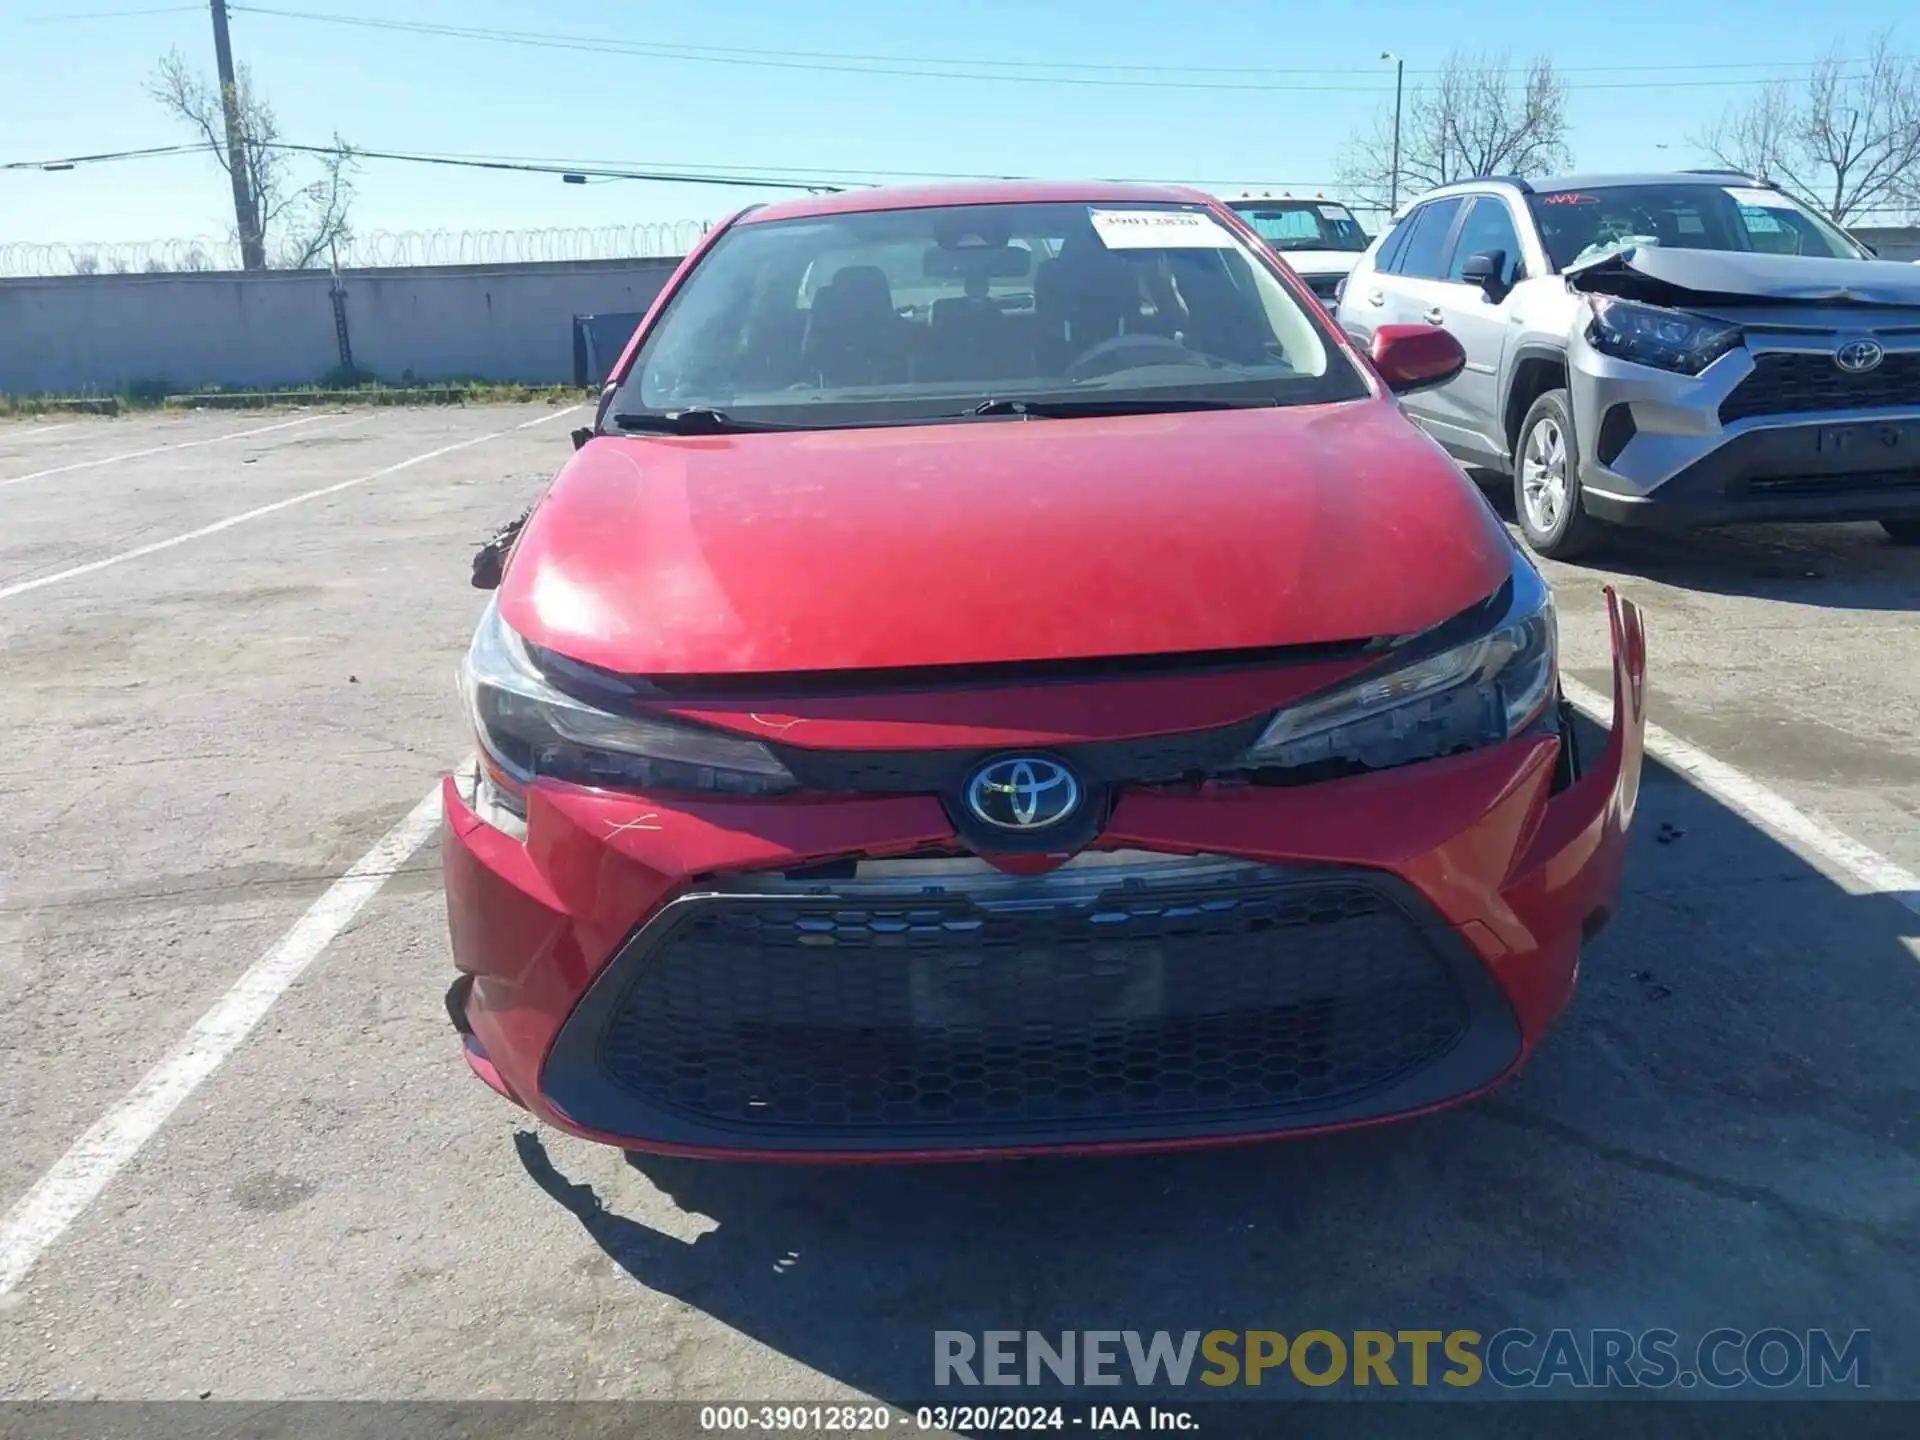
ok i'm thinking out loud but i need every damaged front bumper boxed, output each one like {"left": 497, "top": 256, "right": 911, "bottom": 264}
{"left": 440, "top": 594, "right": 1648, "bottom": 1161}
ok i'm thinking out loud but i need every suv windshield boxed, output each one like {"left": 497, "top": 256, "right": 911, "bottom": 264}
{"left": 1527, "top": 182, "right": 1867, "bottom": 271}
{"left": 611, "top": 200, "right": 1367, "bottom": 428}
{"left": 1229, "top": 199, "right": 1371, "bottom": 253}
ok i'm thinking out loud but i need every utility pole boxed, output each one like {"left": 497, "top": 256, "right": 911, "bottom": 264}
{"left": 209, "top": 0, "right": 265, "bottom": 270}
{"left": 1381, "top": 51, "right": 1405, "bottom": 213}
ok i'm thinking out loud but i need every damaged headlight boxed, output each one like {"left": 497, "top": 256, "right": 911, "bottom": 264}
{"left": 1242, "top": 562, "right": 1557, "bottom": 774}
{"left": 1584, "top": 296, "right": 1742, "bottom": 375}
{"left": 462, "top": 597, "right": 797, "bottom": 797}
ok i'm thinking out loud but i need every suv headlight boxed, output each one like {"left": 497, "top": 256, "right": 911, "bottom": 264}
{"left": 1242, "top": 564, "right": 1557, "bottom": 773}
{"left": 1584, "top": 296, "right": 1742, "bottom": 375}
{"left": 462, "top": 597, "right": 797, "bottom": 797}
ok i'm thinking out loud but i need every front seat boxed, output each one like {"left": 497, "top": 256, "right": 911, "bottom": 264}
{"left": 1048, "top": 248, "right": 1139, "bottom": 369}
{"left": 1168, "top": 255, "right": 1269, "bottom": 363}
{"left": 800, "top": 265, "right": 910, "bottom": 387}
{"left": 922, "top": 265, "right": 1031, "bottom": 382}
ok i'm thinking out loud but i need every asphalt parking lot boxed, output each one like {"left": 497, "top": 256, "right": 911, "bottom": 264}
{"left": 0, "top": 404, "right": 1915, "bottom": 1419}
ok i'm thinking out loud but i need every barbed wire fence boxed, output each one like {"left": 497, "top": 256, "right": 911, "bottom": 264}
{"left": 0, "top": 222, "right": 713, "bottom": 277}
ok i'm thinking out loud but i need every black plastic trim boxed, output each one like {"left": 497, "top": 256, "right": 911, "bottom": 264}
{"left": 446, "top": 974, "right": 475, "bottom": 1037}
{"left": 1595, "top": 404, "right": 1638, "bottom": 466}
{"left": 527, "top": 636, "right": 1384, "bottom": 706}
{"left": 540, "top": 867, "right": 1525, "bottom": 1154}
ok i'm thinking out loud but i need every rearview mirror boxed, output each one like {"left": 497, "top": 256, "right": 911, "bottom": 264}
{"left": 1459, "top": 249, "right": 1509, "bottom": 300}
{"left": 1370, "top": 324, "right": 1466, "bottom": 395}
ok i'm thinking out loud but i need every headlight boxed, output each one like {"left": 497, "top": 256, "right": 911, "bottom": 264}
{"left": 462, "top": 598, "right": 797, "bottom": 796}
{"left": 1584, "top": 296, "right": 1741, "bottom": 375}
{"left": 1242, "top": 564, "right": 1557, "bottom": 773}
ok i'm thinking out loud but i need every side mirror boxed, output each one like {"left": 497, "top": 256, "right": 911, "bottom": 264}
{"left": 1459, "top": 249, "right": 1509, "bottom": 300}
{"left": 1370, "top": 324, "right": 1466, "bottom": 395}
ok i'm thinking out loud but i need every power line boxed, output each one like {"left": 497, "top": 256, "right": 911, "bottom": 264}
{"left": 22, "top": 4, "right": 198, "bottom": 18}
{"left": 228, "top": 6, "right": 1877, "bottom": 93}
{"left": 0, "top": 143, "right": 202, "bottom": 171}
{"left": 223, "top": 6, "right": 1895, "bottom": 79}
{"left": 12, "top": 139, "right": 1914, "bottom": 219}
{"left": 0, "top": 139, "right": 1347, "bottom": 192}
{"left": 24, "top": 0, "right": 1899, "bottom": 80}
{"left": 266, "top": 143, "right": 844, "bottom": 191}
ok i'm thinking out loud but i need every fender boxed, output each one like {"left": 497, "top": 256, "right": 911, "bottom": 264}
{"left": 1497, "top": 341, "right": 1574, "bottom": 472}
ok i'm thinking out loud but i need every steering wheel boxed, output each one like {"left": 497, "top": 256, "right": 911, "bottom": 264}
{"left": 1062, "top": 332, "right": 1212, "bottom": 383}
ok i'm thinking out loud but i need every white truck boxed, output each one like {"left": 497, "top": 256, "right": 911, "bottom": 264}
{"left": 1224, "top": 193, "right": 1373, "bottom": 304}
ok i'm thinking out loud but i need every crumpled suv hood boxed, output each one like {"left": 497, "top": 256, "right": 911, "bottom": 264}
{"left": 1566, "top": 245, "right": 1920, "bottom": 309}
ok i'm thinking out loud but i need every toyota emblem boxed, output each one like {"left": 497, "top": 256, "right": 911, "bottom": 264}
{"left": 964, "top": 756, "right": 1082, "bottom": 831}
{"left": 1833, "top": 338, "right": 1884, "bottom": 373}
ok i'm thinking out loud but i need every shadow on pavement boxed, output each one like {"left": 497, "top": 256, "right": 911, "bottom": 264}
{"left": 1466, "top": 469, "right": 1920, "bottom": 612}
{"left": 515, "top": 717, "right": 1920, "bottom": 1428}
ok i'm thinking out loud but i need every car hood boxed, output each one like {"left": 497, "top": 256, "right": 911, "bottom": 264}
{"left": 1275, "top": 250, "right": 1367, "bottom": 277}
{"left": 499, "top": 402, "right": 1514, "bottom": 677}
{"left": 1566, "top": 245, "right": 1920, "bottom": 307}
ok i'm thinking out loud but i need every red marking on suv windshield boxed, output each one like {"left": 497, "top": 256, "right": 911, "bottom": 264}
{"left": 1540, "top": 193, "right": 1600, "bottom": 205}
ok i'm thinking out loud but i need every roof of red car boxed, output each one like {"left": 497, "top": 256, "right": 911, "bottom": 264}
{"left": 740, "top": 179, "right": 1217, "bottom": 225}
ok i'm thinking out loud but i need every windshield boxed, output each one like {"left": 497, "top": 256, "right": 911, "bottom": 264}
{"left": 1527, "top": 183, "right": 1867, "bottom": 271}
{"left": 1229, "top": 200, "right": 1371, "bottom": 253}
{"left": 611, "top": 200, "right": 1367, "bottom": 428}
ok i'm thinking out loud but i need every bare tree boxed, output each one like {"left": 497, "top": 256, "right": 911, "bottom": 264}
{"left": 148, "top": 48, "right": 357, "bottom": 269}
{"left": 1694, "top": 31, "right": 1920, "bottom": 225}
{"left": 1337, "top": 52, "right": 1573, "bottom": 211}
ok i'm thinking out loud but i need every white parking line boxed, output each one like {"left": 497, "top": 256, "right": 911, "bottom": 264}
{"left": 1561, "top": 676, "right": 1920, "bottom": 916}
{"left": 1, "top": 600, "right": 1908, "bottom": 1296}
{"left": 0, "top": 422, "right": 80, "bottom": 444}
{"left": 0, "top": 406, "right": 582, "bottom": 605}
{"left": 0, "top": 785, "right": 446, "bottom": 1297}
{"left": 0, "top": 413, "right": 336, "bottom": 489}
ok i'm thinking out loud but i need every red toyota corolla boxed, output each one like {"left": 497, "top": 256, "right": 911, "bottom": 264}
{"left": 441, "top": 181, "right": 1647, "bottom": 1161}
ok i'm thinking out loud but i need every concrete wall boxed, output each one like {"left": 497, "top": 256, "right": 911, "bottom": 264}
{"left": 1855, "top": 227, "right": 1920, "bottom": 262}
{"left": 0, "top": 256, "right": 683, "bottom": 395}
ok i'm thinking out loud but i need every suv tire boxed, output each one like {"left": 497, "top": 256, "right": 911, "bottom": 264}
{"left": 1880, "top": 519, "right": 1920, "bottom": 546}
{"left": 1513, "top": 389, "right": 1606, "bottom": 561}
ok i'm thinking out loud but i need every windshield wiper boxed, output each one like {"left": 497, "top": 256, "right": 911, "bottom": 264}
{"left": 966, "top": 397, "right": 1275, "bottom": 419}
{"left": 609, "top": 408, "right": 798, "bottom": 435}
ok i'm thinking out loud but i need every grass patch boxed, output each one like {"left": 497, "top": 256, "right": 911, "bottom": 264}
{"left": 0, "top": 379, "right": 593, "bottom": 417}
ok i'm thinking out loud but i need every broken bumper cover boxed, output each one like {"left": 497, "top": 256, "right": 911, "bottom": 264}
{"left": 1569, "top": 327, "right": 1920, "bottom": 528}
{"left": 1583, "top": 421, "right": 1920, "bottom": 528}
{"left": 440, "top": 595, "right": 1648, "bottom": 1162}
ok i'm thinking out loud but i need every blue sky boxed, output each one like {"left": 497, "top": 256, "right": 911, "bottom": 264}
{"left": 1, "top": 0, "right": 1912, "bottom": 250}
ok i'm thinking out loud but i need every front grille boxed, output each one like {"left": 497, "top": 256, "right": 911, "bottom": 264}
{"left": 1746, "top": 469, "right": 1920, "bottom": 499}
{"left": 1721, "top": 351, "right": 1920, "bottom": 421}
{"left": 588, "top": 870, "right": 1478, "bottom": 1143}
{"left": 769, "top": 715, "right": 1269, "bottom": 793}
{"left": 1304, "top": 274, "right": 1343, "bottom": 301}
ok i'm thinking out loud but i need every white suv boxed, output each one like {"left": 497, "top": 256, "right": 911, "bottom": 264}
{"left": 1335, "top": 170, "right": 1920, "bottom": 559}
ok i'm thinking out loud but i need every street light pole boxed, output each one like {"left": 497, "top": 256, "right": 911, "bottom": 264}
{"left": 1381, "top": 51, "right": 1404, "bottom": 213}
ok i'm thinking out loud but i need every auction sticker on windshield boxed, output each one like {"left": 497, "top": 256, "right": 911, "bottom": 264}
{"left": 1319, "top": 204, "right": 1353, "bottom": 220}
{"left": 1090, "top": 209, "right": 1237, "bottom": 249}
{"left": 1725, "top": 187, "right": 1791, "bottom": 210}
